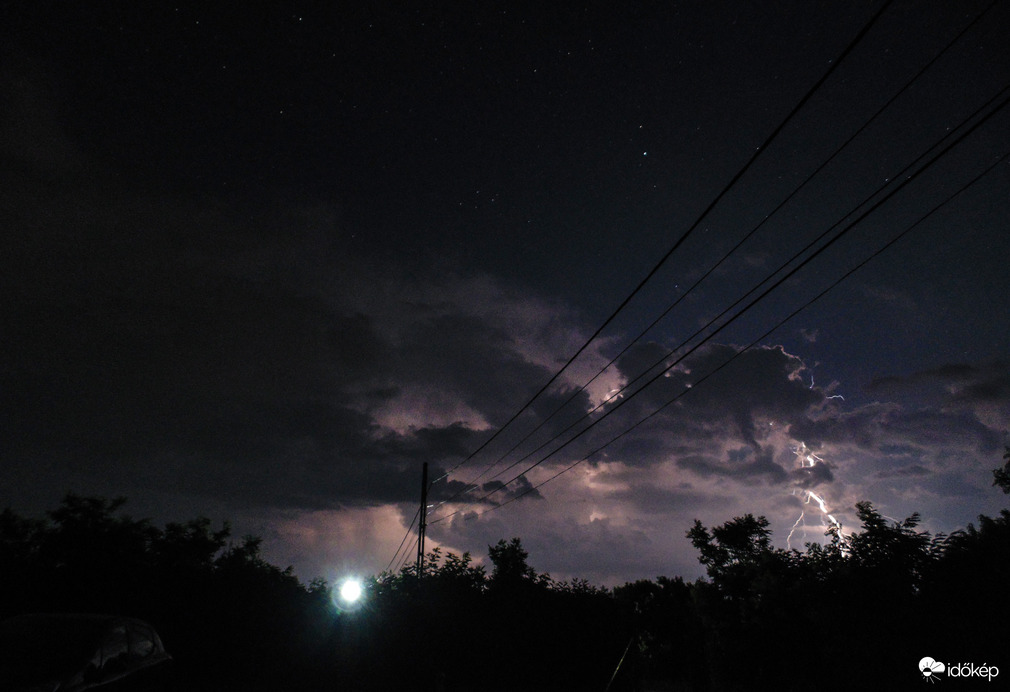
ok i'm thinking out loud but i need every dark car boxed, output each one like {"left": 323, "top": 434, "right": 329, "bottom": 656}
{"left": 0, "top": 613, "right": 173, "bottom": 691}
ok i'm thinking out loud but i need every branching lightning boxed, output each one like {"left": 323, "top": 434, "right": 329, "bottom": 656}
{"left": 811, "top": 374, "right": 845, "bottom": 399}
{"left": 786, "top": 442, "right": 842, "bottom": 550}
{"left": 787, "top": 510, "right": 806, "bottom": 546}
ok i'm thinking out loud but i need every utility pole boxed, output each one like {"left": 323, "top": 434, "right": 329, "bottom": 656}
{"left": 415, "top": 462, "right": 428, "bottom": 583}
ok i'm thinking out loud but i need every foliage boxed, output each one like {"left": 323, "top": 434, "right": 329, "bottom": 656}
{"left": 673, "top": 485, "right": 1006, "bottom": 691}
{"left": 4, "top": 448, "right": 1010, "bottom": 691}
{"left": 368, "top": 538, "right": 626, "bottom": 691}
{"left": 0, "top": 493, "right": 322, "bottom": 690}
{"left": 488, "top": 536, "right": 545, "bottom": 586}
{"left": 612, "top": 576, "right": 707, "bottom": 690}
{"left": 992, "top": 445, "right": 1010, "bottom": 493}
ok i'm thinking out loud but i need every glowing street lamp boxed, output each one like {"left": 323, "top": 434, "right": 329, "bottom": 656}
{"left": 339, "top": 578, "right": 363, "bottom": 605}
{"left": 333, "top": 576, "right": 366, "bottom": 614}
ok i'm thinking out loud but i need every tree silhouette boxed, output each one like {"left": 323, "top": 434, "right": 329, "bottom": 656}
{"left": 923, "top": 449, "right": 1010, "bottom": 662}
{"left": 613, "top": 576, "right": 706, "bottom": 691}
{"left": 684, "top": 502, "right": 949, "bottom": 690}
{"left": 7, "top": 467, "right": 1010, "bottom": 692}
{"left": 992, "top": 445, "right": 1010, "bottom": 493}
{"left": 842, "top": 501, "right": 945, "bottom": 595}
{"left": 687, "top": 513, "right": 778, "bottom": 583}
{"left": 366, "top": 538, "right": 626, "bottom": 691}
{"left": 487, "top": 537, "right": 549, "bottom": 591}
{"left": 0, "top": 494, "right": 329, "bottom": 689}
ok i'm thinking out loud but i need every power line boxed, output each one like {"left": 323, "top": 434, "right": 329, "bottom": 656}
{"left": 429, "top": 83, "right": 1010, "bottom": 524}
{"left": 443, "top": 144, "right": 1010, "bottom": 524}
{"left": 384, "top": 505, "right": 420, "bottom": 574}
{"left": 428, "top": 0, "right": 992, "bottom": 511}
{"left": 392, "top": 534, "right": 420, "bottom": 575}
{"left": 428, "top": 0, "right": 896, "bottom": 489}
{"left": 433, "top": 75, "right": 1010, "bottom": 516}
{"left": 456, "top": 87, "right": 1010, "bottom": 514}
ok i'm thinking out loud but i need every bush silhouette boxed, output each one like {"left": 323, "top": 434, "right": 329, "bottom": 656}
{"left": 4, "top": 451, "right": 1009, "bottom": 691}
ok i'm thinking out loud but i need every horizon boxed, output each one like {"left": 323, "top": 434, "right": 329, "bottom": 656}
{"left": 3, "top": 0, "right": 1009, "bottom": 588}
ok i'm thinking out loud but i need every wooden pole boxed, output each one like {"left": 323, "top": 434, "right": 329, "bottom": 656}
{"left": 415, "top": 462, "right": 428, "bottom": 582}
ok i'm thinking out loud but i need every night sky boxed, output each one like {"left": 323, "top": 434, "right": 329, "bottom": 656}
{"left": 3, "top": 1, "right": 1009, "bottom": 585}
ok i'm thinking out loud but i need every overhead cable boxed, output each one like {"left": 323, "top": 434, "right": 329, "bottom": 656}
{"left": 428, "top": 0, "right": 896, "bottom": 488}
{"left": 384, "top": 505, "right": 420, "bottom": 574}
{"left": 429, "top": 83, "right": 1010, "bottom": 524}
{"left": 435, "top": 77, "right": 1010, "bottom": 514}
{"left": 430, "top": 0, "right": 992, "bottom": 509}
{"left": 474, "top": 147, "right": 1010, "bottom": 518}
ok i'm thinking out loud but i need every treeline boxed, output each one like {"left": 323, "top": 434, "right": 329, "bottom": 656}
{"left": 0, "top": 497, "right": 628, "bottom": 690}
{"left": 2, "top": 451, "right": 1008, "bottom": 690}
{"left": 616, "top": 450, "right": 1010, "bottom": 690}
{"left": 663, "top": 501, "right": 1009, "bottom": 690}
{"left": 359, "top": 538, "right": 629, "bottom": 690}
{"left": 0, "top": 495, "right": 332, "bottom": 690}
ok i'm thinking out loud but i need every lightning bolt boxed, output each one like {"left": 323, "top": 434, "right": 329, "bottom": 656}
{"left": 786, "top": 510, "right": 806, "bottom": 548}
{"left": 787, "top": 442, "right": 842, "bottom": 550}
{"left": 810, "top": 374, "right": 845, "bottom": 400}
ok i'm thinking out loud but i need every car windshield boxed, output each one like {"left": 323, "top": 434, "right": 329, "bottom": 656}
{"left": 0, "top": 615, "right": 108, "bottom": 685}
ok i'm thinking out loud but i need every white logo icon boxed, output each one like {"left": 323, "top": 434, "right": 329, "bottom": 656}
{"left": 920, "top": 657, "right": 945, "bottom": 683}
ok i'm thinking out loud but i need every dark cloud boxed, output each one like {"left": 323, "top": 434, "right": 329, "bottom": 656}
{"left": 865, "top": 375, "right": 904, "bottom": 391}
{"left": 866, "top": 359, "right": 1010, "bottom": 404}
{"left": 3, "top": 1, "right": 1009, "bottom": 587}
{"left": 480, "top": 475, "right": 543, "bottom": 504}
{"left": 397, "top": 424, "right": 483, "bottom": 462}
{"left": 523, "top": 519, "right": 654, "bottom": 583}
{"left": 923, "top": 363, "right": 985, "bottom": 381}
{"left": 874, "top": 464, "right": 930, "bottom": 479}
{"left": 676, "top": 446, "right": 788, "bottom": 485}
{"left": 0, "top": 171, "right": 580, "bottom": 514}
{"left": 608, "top": 483, "right": 727, "bottom": 517}
{"left": 791, "top": 402, "right": 1001, "bottom": 453}
{"left": 789, "top": 460, "right": 834, "bottom": 488}
{"left": 595, "top": 343, "right": 825, "bottom": 473}
{"left": 391, "top": 311, "right": 554, "bottom": 428}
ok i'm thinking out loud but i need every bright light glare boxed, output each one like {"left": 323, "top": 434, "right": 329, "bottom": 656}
{"left": 339, "top": 578, "right": 363, "bottom": 604}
